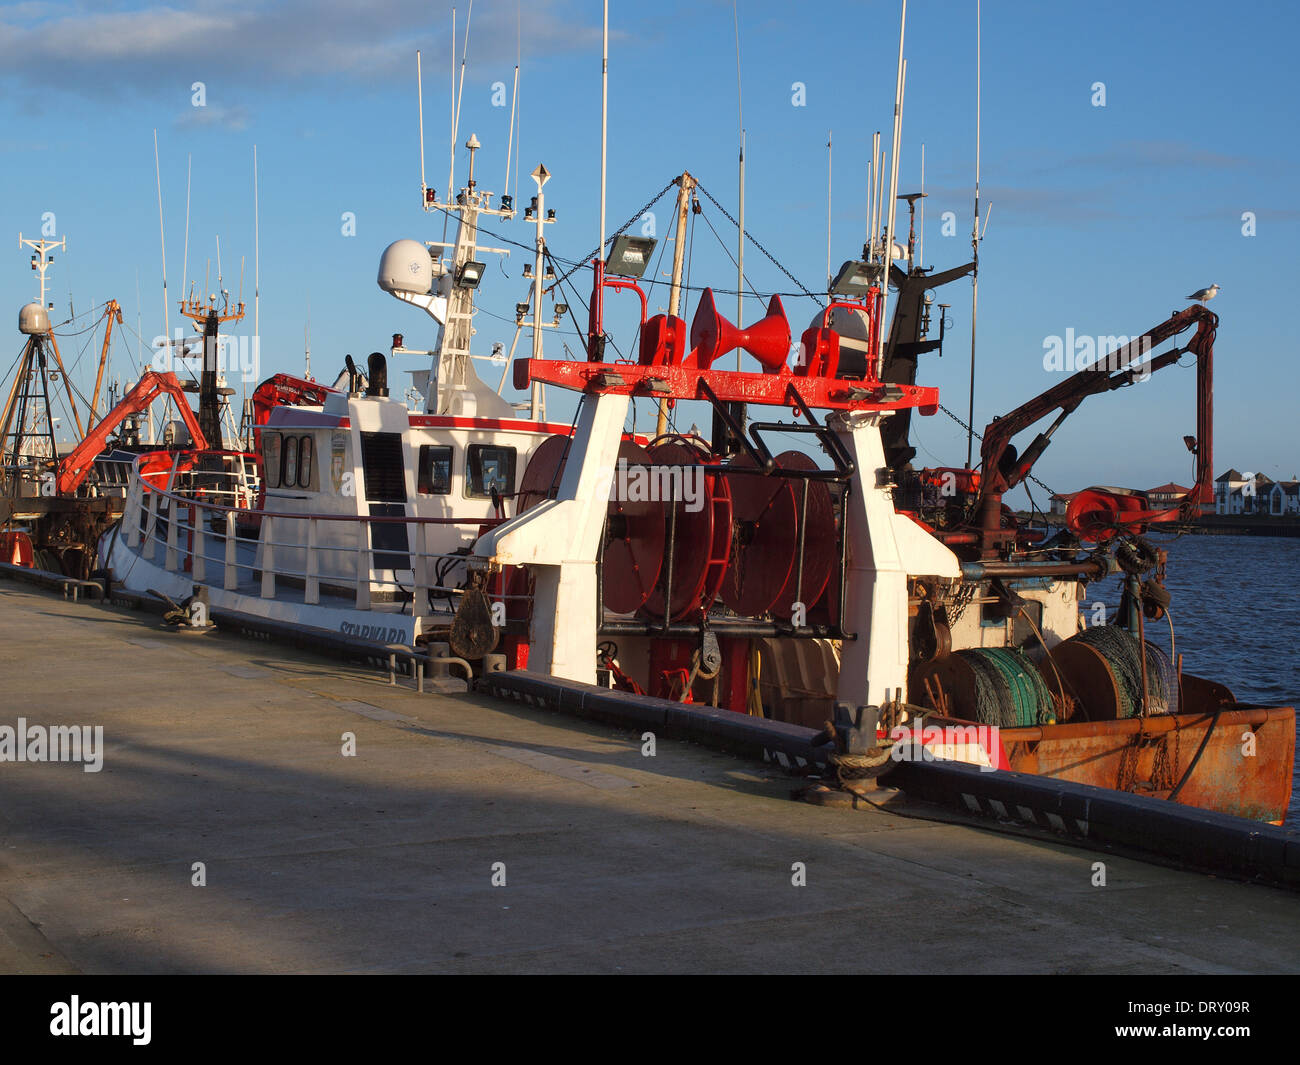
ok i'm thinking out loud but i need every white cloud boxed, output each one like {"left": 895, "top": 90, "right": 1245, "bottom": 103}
{"left": 0, "top": 0, "right": 603, "bottom": 97}
{"left": 174, "top": 103, "right": 250, "bottom": 131}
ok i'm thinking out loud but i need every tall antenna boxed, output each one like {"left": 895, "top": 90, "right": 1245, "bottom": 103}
{"left": 153, "top": 129, "right": 170, "bottom": 349}
{"left": 417, "top": 50, "right": 427, "bottom": 199}
{"left": 182, "top": 153, "right": 191, "bottom": 310}
{"left": 876, "top": 1, "right": 908, "bottom": 373}
{"left": 919, "top": 142, "right": 926, "bottom": 268}
{"left": 826, "top": 130, "right": 833, "bottom": 292}
{"left": 734, "top": 0, "right": 745, "bottom": 362}
{"left": 453, "top": 1, "right": 473, "bottom": 148}
{"left": 253, "top": 144, "right": 261, "bottom": 339}
{"left": 504, "top": 5, "right": 520, "bottom": 201}
{"left": 599, "top": 0, "right": 608, "bottom": 262}
{"left": 875, "top": 145, "right": 886, "bottom": 257}
{"left": 305, "top": 293, "right": 312, "bottom": 380}
{"left": 869, "top": 131, "right": 881, "bottom": 254}
{"left": 443, "top": 7, "right": 456, "bottom": 242}
{"left": 447, "top": 0, "right": 473, "bottom": 223}
{"left": 513, "top": 1, "right": 522, "bottom": 206}
{"left": 966, "top": 0, "right": 981, "bottom": 468}
{"left": 865, "top": 130, "right": 880, "bottom": 251}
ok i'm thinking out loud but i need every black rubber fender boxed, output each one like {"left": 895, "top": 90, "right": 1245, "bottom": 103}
{"left": 1116, "top": 535, "right": 1159, "bottom": 576}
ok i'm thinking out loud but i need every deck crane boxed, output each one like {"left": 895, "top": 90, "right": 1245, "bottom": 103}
{"left": 969, "top": 304, "right": 1217, "bottom": 556}
{"left": 55, "top": 370, "right": 207, "bottom": 495}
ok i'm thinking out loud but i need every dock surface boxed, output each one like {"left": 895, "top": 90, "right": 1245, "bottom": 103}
{"left": 1, "top": 581, "right": 1297, "bottom": 974}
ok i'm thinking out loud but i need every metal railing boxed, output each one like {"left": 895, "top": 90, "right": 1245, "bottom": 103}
{"left": 123, "top": 450, "right": 529, "bottom": 618}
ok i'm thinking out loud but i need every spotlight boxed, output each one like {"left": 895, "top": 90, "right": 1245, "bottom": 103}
{"left": 454, "top": 260, "right": 485, "bottom": 289}
{"left": 605, "top": 234, "right": 657, "bottom": 279}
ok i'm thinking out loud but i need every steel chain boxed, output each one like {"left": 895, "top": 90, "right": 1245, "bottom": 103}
{"left": 551, "top": 179, "right": 680, "bottom": 290}
{"left": 695, "top": 182, "right": 825, "bottom": 307}
{"left": 938, "top": 403, "right": 1057, "bottom": 499}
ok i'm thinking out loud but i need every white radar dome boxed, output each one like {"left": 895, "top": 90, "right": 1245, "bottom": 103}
{"left": 807, "top": 304, "right": 872, "bottom": 342}
{"left": 378, "top": 239, "right": 434, "bottom": 295}
{"left": 19, "top": 302, "right": 50, "bottom": 335}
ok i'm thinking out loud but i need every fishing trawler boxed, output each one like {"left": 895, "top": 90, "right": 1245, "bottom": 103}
{"left": 97, "top": 17, "right": 1293, "bottom": 826}
{"left": 1, "top": 235, "right": 133, "bottom": 578}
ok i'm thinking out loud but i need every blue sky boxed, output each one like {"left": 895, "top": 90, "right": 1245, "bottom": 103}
{"left": 2, "top": 0, "right": 1297, "bottom": 500}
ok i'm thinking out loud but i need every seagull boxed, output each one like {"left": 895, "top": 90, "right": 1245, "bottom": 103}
{"left": 1187, "top": 283, "right": 1220, "bottom": 303}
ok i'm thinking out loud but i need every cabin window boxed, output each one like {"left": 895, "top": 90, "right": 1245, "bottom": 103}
{"left": 465, "top": 444, "right": 517, "bottom": 499}
{"left": 298, "top": 436, "right": 314, "bottom": 489}
{"left": 283, "top": 436, "right": 299, "bottom": 488}
{"left": 417, "top": 445, "right": 453, "bottom": 495}
{"left": 263, "top": 433, "right": 282, "bottom": 489}
{"left": 359, "top": 431, "right": 408, "bottom": 502}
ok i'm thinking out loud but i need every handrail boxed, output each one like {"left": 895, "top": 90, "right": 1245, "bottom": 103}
{"left": 121, "top": 449, "right": 534, "bottom": 616}
{"left": 129, "top": 450, "right": 504, "bottom": 527}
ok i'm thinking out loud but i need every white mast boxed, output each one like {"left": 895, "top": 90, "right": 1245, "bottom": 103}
{"left": 253, "top": 145, "right": 261, "bottom": 340}
{"left": 182, "top": 154, "right": 191, "bottom": 313}
{"left": 919, "top": 142, "right": 926, "bottom": 268}
{"left": 599, "top": 0, "right": 608, "bottom": 265}
{"left": 966, "top": 0, "right": 982, "bottom": 468}
{"left": 417, "top": 50, "right": 427, "bottom": 199}
{"left": 876, "top": 2, "right": 907, "bottom": 372}
{"left": 153, "top": 130, "right": 170, "bottom": 351}
{"left": 531, "top": 163, "right": 550, "bottom": 418}
{"left": 734, "top": 1, "right": 745, "bottom": 357}
{"left": 443, "top": 7, "right": 456, "bottom": 242}
{"left": 876, "top": 146, "right": 886, "bottom": 260}
{"left": 453, "top": 3, "right": 472, "bottom": 155}
{"left": 868, "top": 131, "right": 881, "bottom": 256}
{"left": 504, "top": 7, "right": 520, "bottom": 201}
{"left": 826, "top": 130, "right": 833, "bottom": 292}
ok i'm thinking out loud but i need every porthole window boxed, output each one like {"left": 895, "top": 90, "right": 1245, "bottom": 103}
{"left": 299, "top": 436, "right": 314, "bottom": 488}
{"left": 263, "top": 433, "right": 282, "bottom": 489}
{"left": 283, "top": 435, "right": 299, "bottom": 488}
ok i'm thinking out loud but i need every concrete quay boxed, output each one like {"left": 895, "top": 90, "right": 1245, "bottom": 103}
{"left": 1, "top": 580, "right": 1297, "bottom": 974}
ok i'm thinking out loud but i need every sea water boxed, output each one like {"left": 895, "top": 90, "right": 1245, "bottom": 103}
{"left": 1085, "top": 532, "right": 1300, "bottom": 824}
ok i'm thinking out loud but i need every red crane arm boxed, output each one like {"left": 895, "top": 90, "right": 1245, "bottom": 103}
{"left": 56, "top": 370, "right": 207, "bottom": 494}
{"left": 249, "top": 374, "right": 336, "bottom": 449}
{"left": 977, "top": 305, "right": 1217, "bottom": 513}
{"left": 251, "top": 374, "right": 335, "bottom": 425}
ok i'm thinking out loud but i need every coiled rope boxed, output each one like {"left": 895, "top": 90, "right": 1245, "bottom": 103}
{"left": 1070, "top": 625, "right": 1178, "bottom": 717}
{"left": 956, "top": 647, "right": 1055, "bottom": 727}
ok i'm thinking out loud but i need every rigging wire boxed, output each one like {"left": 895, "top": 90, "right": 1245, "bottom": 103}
{"left": 695, "top": 181, "right": 824, "bottom": 307}
{"left": 50, "top": 301, "right": 113, "bottom": 337}
{"left": 695, "top": 207, "right": 766, "bottom": 303}
{"left": 423, "top": 199, "right": 821, "bottom": 302}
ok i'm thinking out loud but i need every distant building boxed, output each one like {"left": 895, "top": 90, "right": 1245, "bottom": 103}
{"left": 1215, "top": 469, "right": 1278, "bottom": 516}
{"left": 1049, "top": 491, "right": 1078, "bottom": 516}
{"left": 1147, "top": 482, "right": 1192, "bottom": 509}
{"left": 1269, "top": 479, "right": 1300, "bottom": 516}
{"left": 1049, "top": 475, "right": 1294, "bottom": 521}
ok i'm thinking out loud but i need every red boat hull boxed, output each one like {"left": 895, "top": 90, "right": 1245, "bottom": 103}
{"left": 1000, "top": 704, "right": 1295, "bottom": 823}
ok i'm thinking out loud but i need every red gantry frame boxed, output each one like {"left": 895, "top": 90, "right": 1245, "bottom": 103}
{"left": 519, "top": 263, "right": 935, "bottom": 416}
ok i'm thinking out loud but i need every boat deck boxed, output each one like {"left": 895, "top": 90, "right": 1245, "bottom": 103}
{"left": 1, "top": 578, "right": 1298, "bottom": 974}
